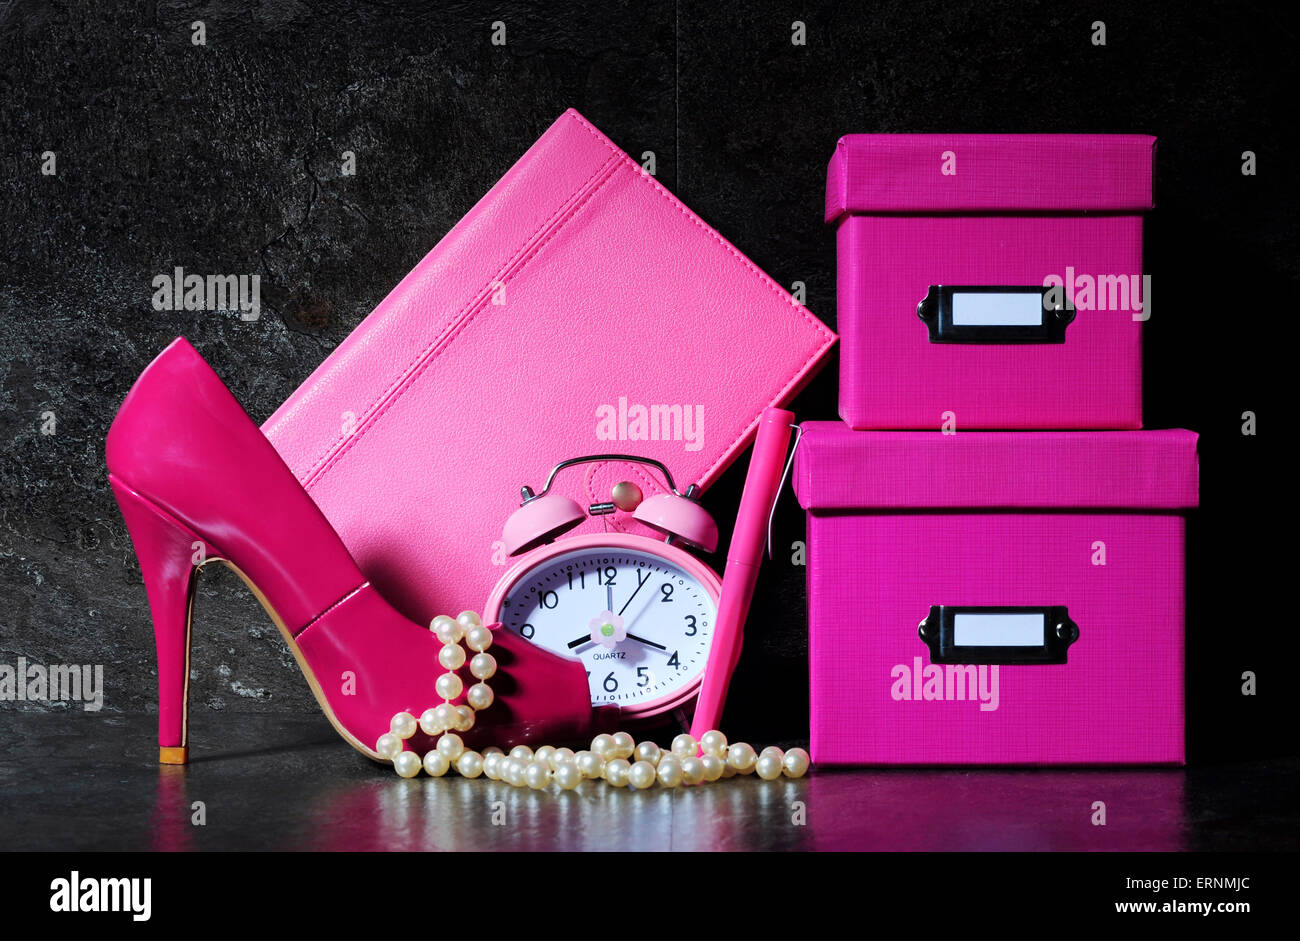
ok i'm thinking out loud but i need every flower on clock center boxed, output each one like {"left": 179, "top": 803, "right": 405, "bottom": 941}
{"left": 589, "top": 610, "right": 626, "bottom": 650}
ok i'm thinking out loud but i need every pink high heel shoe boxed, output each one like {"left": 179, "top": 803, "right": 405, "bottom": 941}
{"left": 108, "top": 338, "right": 609, "bottom": 764}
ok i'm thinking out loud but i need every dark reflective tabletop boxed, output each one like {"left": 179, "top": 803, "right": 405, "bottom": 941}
{"left": 3, "top": 715, "right": 1294, "bottom": 851}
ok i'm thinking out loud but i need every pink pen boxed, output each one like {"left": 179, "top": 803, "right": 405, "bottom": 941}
{"left": 690, "top": 407, "right": 796, "bottom": 741}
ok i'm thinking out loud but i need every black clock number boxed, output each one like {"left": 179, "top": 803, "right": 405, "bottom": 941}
{"left": 515, "top": 556, "right": 710, "bottom": 702}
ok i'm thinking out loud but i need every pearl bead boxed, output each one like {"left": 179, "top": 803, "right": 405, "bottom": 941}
{"left": 755, "top": 754, "right": 783, "bottom": 780}
{"left": 455, "top": 705, "right": 475, "bottom": 731}
{"left": 433, "top": 703, "right": 458, "bottom": 731}
{"left": 700, "top": 755, "right": 725, "bottom": 782}
{"left": 469, "top": 652, "right": 497, "bottom": 680}
{"left": 782, "top": 748, "right": 811, "bottom": 779}
{"left": 375, "top": 733, "right": 404, "bottom": 760}
{"left": 727, "top": 743, "right": 757, "bottom": 772}
{"left": 435, "top": 672, "right": 463, "bottom": 701}
{"left": 465, "top": 625, "right": 493, "bottom": 652}
{"left": 418, "top": 708, "right": 442, "bottom": 735}
{"left": 439, "top": 643, "right": 466, "bottom": 670}
{"left": 604, "top": 758, "right": 631, "bottom": 787}
{"left": 671, "top": 733, "right": 698, "bottom": 759}
{"left": 576, "top": 751, "right": 604, "bottom": 779}
{"left": 591, "top": 734, "right": 616, "bottom": 759}
{"left": 700, "top": 730, "right": 728, "bottom": 759}
{"left": 457, "top": 610, "right": 483, "bottom": 632}
{"left": 389, "top": 666, "right": 803, "bottom": 792}
{"left": 423, "top": 751, "right": 450, "bottom": 777}
{"left": 629, "top": 760, "right": 657, "bottom": 789}
{"left": 611, "top": 731, "right": 635, "bottom": 759}
{"left": 393, "top": 750, "right": 422, "bottom": 778}
{"left": 433, "top": 617, "right": 464, "bottom": 645}
{"left": 656, "top": 757, "right": 684, "bottom": 788}
{"left": 456, "top": 751, "right": 484, "bottom": 779}
{"left": 554, "top": 762, "right": 581, "bottom": 790}
{"left": 430, "top": 614, "right": 457, "bottom": 636}
{"left": 437, "top": 733, "right": 464, "bottom": 762}
{"left": 390, "top": 711, "right": 418, "bottom": 739}
{"left": 525, "top": 762, "right": 551, "bottom": 790}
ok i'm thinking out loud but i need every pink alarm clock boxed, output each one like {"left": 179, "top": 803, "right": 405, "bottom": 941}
{"left": 484, "top": 455, "right": 721, "bottom": 720}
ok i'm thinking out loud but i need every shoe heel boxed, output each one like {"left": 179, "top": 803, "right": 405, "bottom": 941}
{"left": 109, "top": 476, "right": 207, "bottom": 765}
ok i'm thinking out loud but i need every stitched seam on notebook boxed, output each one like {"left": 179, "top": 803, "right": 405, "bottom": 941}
{"left": 307, "top": 156, "right": 625, "bottom": 490}
{"left": 566, "top": 111, "right": 829, "bottom": 336}
{"left": 566, "top": 109, "right": 837, "bottom": 488}
{"left": 300, "top": 151, "right": 621, "bottom": 489}
{"left": 306, "top": 110, "right": 834, "bottom": 496}
{"left": 301, "top": 151, "right": 617, "bottom": 486}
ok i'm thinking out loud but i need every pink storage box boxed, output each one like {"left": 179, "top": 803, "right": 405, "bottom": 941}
{"left": 793, "top": 423, "right": 1199, "bottom": 765}
{"left": 826, "top": 134, "right": 1155, "bottom": 429}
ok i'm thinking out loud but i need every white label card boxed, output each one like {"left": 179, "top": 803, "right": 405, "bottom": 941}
{"left": 953, "top": 613, "right": 1045, "bottom": 647}
{"left": 950, "top": 292, "right": 1044, "bottom": 327}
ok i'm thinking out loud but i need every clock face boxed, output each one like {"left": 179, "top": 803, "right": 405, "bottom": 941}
{"left": 497, "top": 545, "right": 718, "bottom": 713}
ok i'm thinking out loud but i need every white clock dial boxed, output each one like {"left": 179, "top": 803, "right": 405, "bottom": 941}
{"left": 499, "top": 546, "right": 717, "bottom": 709}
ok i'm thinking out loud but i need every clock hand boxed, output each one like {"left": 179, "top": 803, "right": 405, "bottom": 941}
{"left": 622, "top": 577, "right": 661, "bottom": 634}
{"left": 607, "top": 584, "right": 613, "bottom": 612}
{"left": 567, "top": 631, "right": 665, "bottom": 652}
{"left": 616, "top": 572, "right": 649, "bottom": 616}
{"left": 566, "top": 631, "right": 665, "bottom": 655}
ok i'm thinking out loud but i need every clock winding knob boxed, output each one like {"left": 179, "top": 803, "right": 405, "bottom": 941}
{"left": 611, "top": 480, "right": 644, "bottom": 512}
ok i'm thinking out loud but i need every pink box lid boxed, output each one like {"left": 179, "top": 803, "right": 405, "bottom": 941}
{"left": 794, "top": 424, "right": 1198, "bottom": 510}
{"left": 825, "top": 134, "right": 1156, "bottom": 221}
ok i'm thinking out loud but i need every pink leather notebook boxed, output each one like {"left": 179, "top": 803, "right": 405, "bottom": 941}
{"left": 263, "top": 109, "right": 836, "bottom": 621}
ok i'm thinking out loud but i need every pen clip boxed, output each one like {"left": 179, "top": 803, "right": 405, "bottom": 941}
{"left": 766, "top": 423, "right": 803, "bottom": 560}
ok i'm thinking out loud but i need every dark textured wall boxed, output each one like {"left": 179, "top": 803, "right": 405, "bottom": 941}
{"left": 1, "top": 1, "right": 1292, "bottom": 758}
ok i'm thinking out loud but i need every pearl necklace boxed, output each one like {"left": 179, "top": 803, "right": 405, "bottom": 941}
{"left": 372, "top": 610, "right": 811, "bottom": 788}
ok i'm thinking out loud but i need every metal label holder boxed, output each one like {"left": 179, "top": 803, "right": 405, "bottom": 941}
{"left": 917, "top": 285, "right": 1074, "bottom": 343}
{"left": 918, "top": 605, "right": 1079, "bottom": 664}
